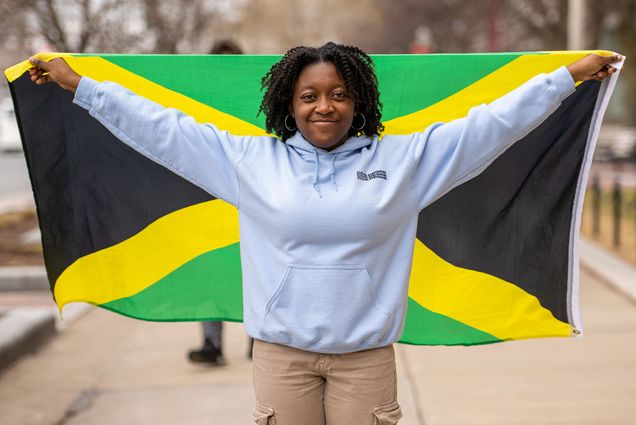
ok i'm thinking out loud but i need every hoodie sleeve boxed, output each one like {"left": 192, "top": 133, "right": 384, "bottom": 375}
{"left": 73, "top": 76, "right": 252, "bottom": 206}
{"left": 409, "top": 66, "right": 576, "bottom": 211}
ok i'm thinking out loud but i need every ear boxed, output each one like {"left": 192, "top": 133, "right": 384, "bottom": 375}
{"left": 288, "top": 104, "right": 294, "bottom": 117}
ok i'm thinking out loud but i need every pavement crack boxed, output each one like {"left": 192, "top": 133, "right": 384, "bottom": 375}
{"left": 52, "top": 388, "right": 98, "bottom": 425}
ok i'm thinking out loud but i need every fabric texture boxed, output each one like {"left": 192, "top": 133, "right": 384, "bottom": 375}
{"left": 252, "top": 340, "right": 401, "bottom": 425}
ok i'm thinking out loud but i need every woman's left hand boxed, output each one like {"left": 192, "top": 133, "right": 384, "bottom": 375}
{"left": 566, "top": 53, "right": 623, "bottom": 82}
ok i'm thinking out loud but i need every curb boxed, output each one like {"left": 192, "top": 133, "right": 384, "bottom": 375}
{"left": 579, "top": 237, "right": 636, "bottom": 303}
{"left": 0, "top": 266, "right": 48, "bottom": 291}
{"left": 0, "top": 308, "right": 56, "bottom": 373}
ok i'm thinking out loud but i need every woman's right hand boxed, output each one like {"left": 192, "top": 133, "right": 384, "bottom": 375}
{"left": 29, "top": 57, "right": 82, "bottom": 93}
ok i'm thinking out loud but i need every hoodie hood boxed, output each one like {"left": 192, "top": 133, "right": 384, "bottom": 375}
{"left": 285, "top": 132, "right": 374, "bottom": 197}
{"left": 285, "top": 131, "right": 374, "bottom": 154}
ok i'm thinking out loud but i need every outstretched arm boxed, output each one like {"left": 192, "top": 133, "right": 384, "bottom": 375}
{"left": 410, "top": 53, "right": 622, "bottom": 210}
{"left": 28, "top": 56, "right": 253, "bottom": 206}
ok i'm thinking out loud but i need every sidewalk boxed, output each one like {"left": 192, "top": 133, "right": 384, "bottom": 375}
{"left": 0, "top": 306, "right": 421, "bottom": 425}
{"left": 398, "top": 268, "right": 636, "bottom": 425}
{"left": 0, "top": 266, "right": 634, "bottom": 425}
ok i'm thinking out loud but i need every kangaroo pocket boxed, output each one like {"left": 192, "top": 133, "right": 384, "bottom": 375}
{"left": 263, "top": 264, "right": 393, "bottom": 351}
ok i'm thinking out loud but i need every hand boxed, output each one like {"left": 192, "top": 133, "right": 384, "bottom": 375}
{"left": 566, "top": 53, "right": 623, "bottom": 83}
{"left": 29, "top": 57, "right": 82, "bottom": 93}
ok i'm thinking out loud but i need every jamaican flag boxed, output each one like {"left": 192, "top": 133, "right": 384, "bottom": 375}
{"left": 4, "top": 52, "right": 621, "bottom": 345}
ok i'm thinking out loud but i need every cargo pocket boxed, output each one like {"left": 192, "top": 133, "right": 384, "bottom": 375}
{"left": 252, "top": 401, "right": 276, "bottom": 425}
{"left": 373, "top": 400, "right": 402, "bottom": 425}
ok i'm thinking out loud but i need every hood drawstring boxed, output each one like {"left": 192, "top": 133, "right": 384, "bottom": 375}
{"left": 312, "top": 149, "right": 323, "bottom": 198}
{"left": 311, "top": 150, "right": 341, "bottom": 197}
{"left": 330, "top": 153, "right": 339, "bottom": 192}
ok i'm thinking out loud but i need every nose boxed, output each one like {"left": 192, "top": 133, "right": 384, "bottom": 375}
{"left": 315, "top": 96, "right": 333, "bottom": 114}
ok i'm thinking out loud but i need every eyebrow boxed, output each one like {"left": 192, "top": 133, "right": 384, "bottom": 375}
{"left": 297, "top": 84, "right": 347, "bottom": 92}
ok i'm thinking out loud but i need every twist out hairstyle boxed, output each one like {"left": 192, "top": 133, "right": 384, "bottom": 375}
{"left": 259, "top": 42, "right": 384, "bottom": 141}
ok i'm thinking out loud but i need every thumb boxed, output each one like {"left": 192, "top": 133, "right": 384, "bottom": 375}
{"left": 600, "top": 53, "right": 623, "bottom": 65}
{"left": 29, "top": 56, "right": 50, "bottom": 70}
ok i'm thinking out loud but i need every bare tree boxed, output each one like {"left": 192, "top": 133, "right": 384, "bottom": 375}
{"left": 502, "top": 0, "right": 568, "bottom": 50}
{"left": 374, "top": 0, "right": 569, "bottom": 53}
{"left": 0, "top": 0, "right": 31, "bottom": 69}
{"left": 19, "top": 0, "right": 131, "bottom": 52}
{"left": 0, "top": 0, "right": 244, "bottom": 55}
{"left": 588, "top": 0, "right": 636, "bottom": 125}
{"left": 374, "top": 0, "right": 493, "bottom": 53}
{"left": 140, "top": 0, "right": 225, "bottom": 53}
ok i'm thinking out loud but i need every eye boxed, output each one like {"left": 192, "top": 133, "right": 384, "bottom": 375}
{"left": 301, "top": 94, "right": 316, "bottom": 102}
{"left": 332, "top": 92, "right": 348, "bottom": 100}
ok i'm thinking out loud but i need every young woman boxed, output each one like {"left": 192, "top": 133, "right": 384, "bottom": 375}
{"left": 29, "top": 43, "right": 620, "bottom": 425}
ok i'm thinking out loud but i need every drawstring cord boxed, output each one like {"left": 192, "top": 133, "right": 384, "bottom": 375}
{"left": 312, "top": 149, "right": 323, "bottom": 198}
{"left": 312, "top": 150, "right": 340, "bottom": 196}
{"left": 330, "top": 153, "right": 339, "bottom": 192}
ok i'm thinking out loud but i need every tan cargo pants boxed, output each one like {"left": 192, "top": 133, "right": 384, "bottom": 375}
{"left": 252, "top": 340, "right": 402, "bottom": 425}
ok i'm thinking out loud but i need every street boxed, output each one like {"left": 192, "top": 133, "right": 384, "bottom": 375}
{"left": 0, "top": 269, "right": 634, "bottom": 425}
{"left": 0, "top": 151, "right": 30, "bottom": 200}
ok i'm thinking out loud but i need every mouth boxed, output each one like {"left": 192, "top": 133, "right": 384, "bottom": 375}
{"left": 309, "top": 119, "right": 339, "bottom": 126}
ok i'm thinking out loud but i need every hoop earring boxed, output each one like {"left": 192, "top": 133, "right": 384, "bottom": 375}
{"left": 352, "top": 113, "right": 366, "bottom": 131}
{"left": 284, "top": 114, "right": 297, "bottom": 131}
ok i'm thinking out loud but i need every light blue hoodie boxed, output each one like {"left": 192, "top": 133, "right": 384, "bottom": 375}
{"left": 73, "top": 66, "right": 575, "bottom": 353}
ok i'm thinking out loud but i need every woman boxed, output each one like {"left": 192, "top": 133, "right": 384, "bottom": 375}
{"left": 29, "top": 43, "right": 620, "bottom": 425}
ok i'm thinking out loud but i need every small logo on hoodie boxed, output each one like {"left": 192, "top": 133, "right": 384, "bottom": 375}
{"left": 357, "top": 170, "right": 387, "bottom": 181}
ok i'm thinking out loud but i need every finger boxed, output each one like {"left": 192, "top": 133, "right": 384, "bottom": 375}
{"left": 598, "top": 67, "right": 618, "bottom": 79}
{"left": 34, "top": 75, "right": 50, "bottom": 85}
{"left": 30, "top": 69, "right": 47, "bottom": 81}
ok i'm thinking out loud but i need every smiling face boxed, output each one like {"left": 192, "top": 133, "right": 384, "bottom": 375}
{"left": 289, "top": 61, "right": 356, "bottom": 151}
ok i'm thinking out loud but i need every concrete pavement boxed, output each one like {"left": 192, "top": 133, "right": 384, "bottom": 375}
{"left": 398, "top": 268, "right": 636, "bottom": 425}
{"left": 0, "top": 267, "right": 635, "bottom": 425}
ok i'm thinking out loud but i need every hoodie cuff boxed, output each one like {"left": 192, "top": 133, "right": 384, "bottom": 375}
{"left": 548, "top": 66, "right": 576, "bottom": 101}
{"left": 73, "top": 76, "right": 100, "bottom": 110}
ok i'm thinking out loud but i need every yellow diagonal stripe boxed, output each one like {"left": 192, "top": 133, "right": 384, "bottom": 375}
{"left": 6, "top": 53, "right": 266, "bottom": 136}
{"left": 383, "top": 51, "right": 612, "bottom": 135}
{"left": 409, "top": 239, "right": 572, "bottom": 340}
{"left": 54, "top": 200, "right": 239, "bottom": 309}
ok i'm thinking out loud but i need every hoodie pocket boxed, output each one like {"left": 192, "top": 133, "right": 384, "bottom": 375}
{"left": 263, "top": 264, "right": 393, "bottom": 350}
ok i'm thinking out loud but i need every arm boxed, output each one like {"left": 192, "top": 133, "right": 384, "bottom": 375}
{"left": 29, "top": 57, "right": 251, "bottom": 205}
{"left": 410, "top": 53, "right": 622, "bottom": 211}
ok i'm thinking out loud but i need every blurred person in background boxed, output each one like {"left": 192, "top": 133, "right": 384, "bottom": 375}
{"left": 28, "top": 43, "right": 619, "bottom": 424}
{"left": 186, "top": 38, "right": 257, "bottom": 366}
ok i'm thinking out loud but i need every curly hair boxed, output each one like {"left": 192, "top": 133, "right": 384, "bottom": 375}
{"left": 259, "top": 42, "right": 384, "bottom": 141}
